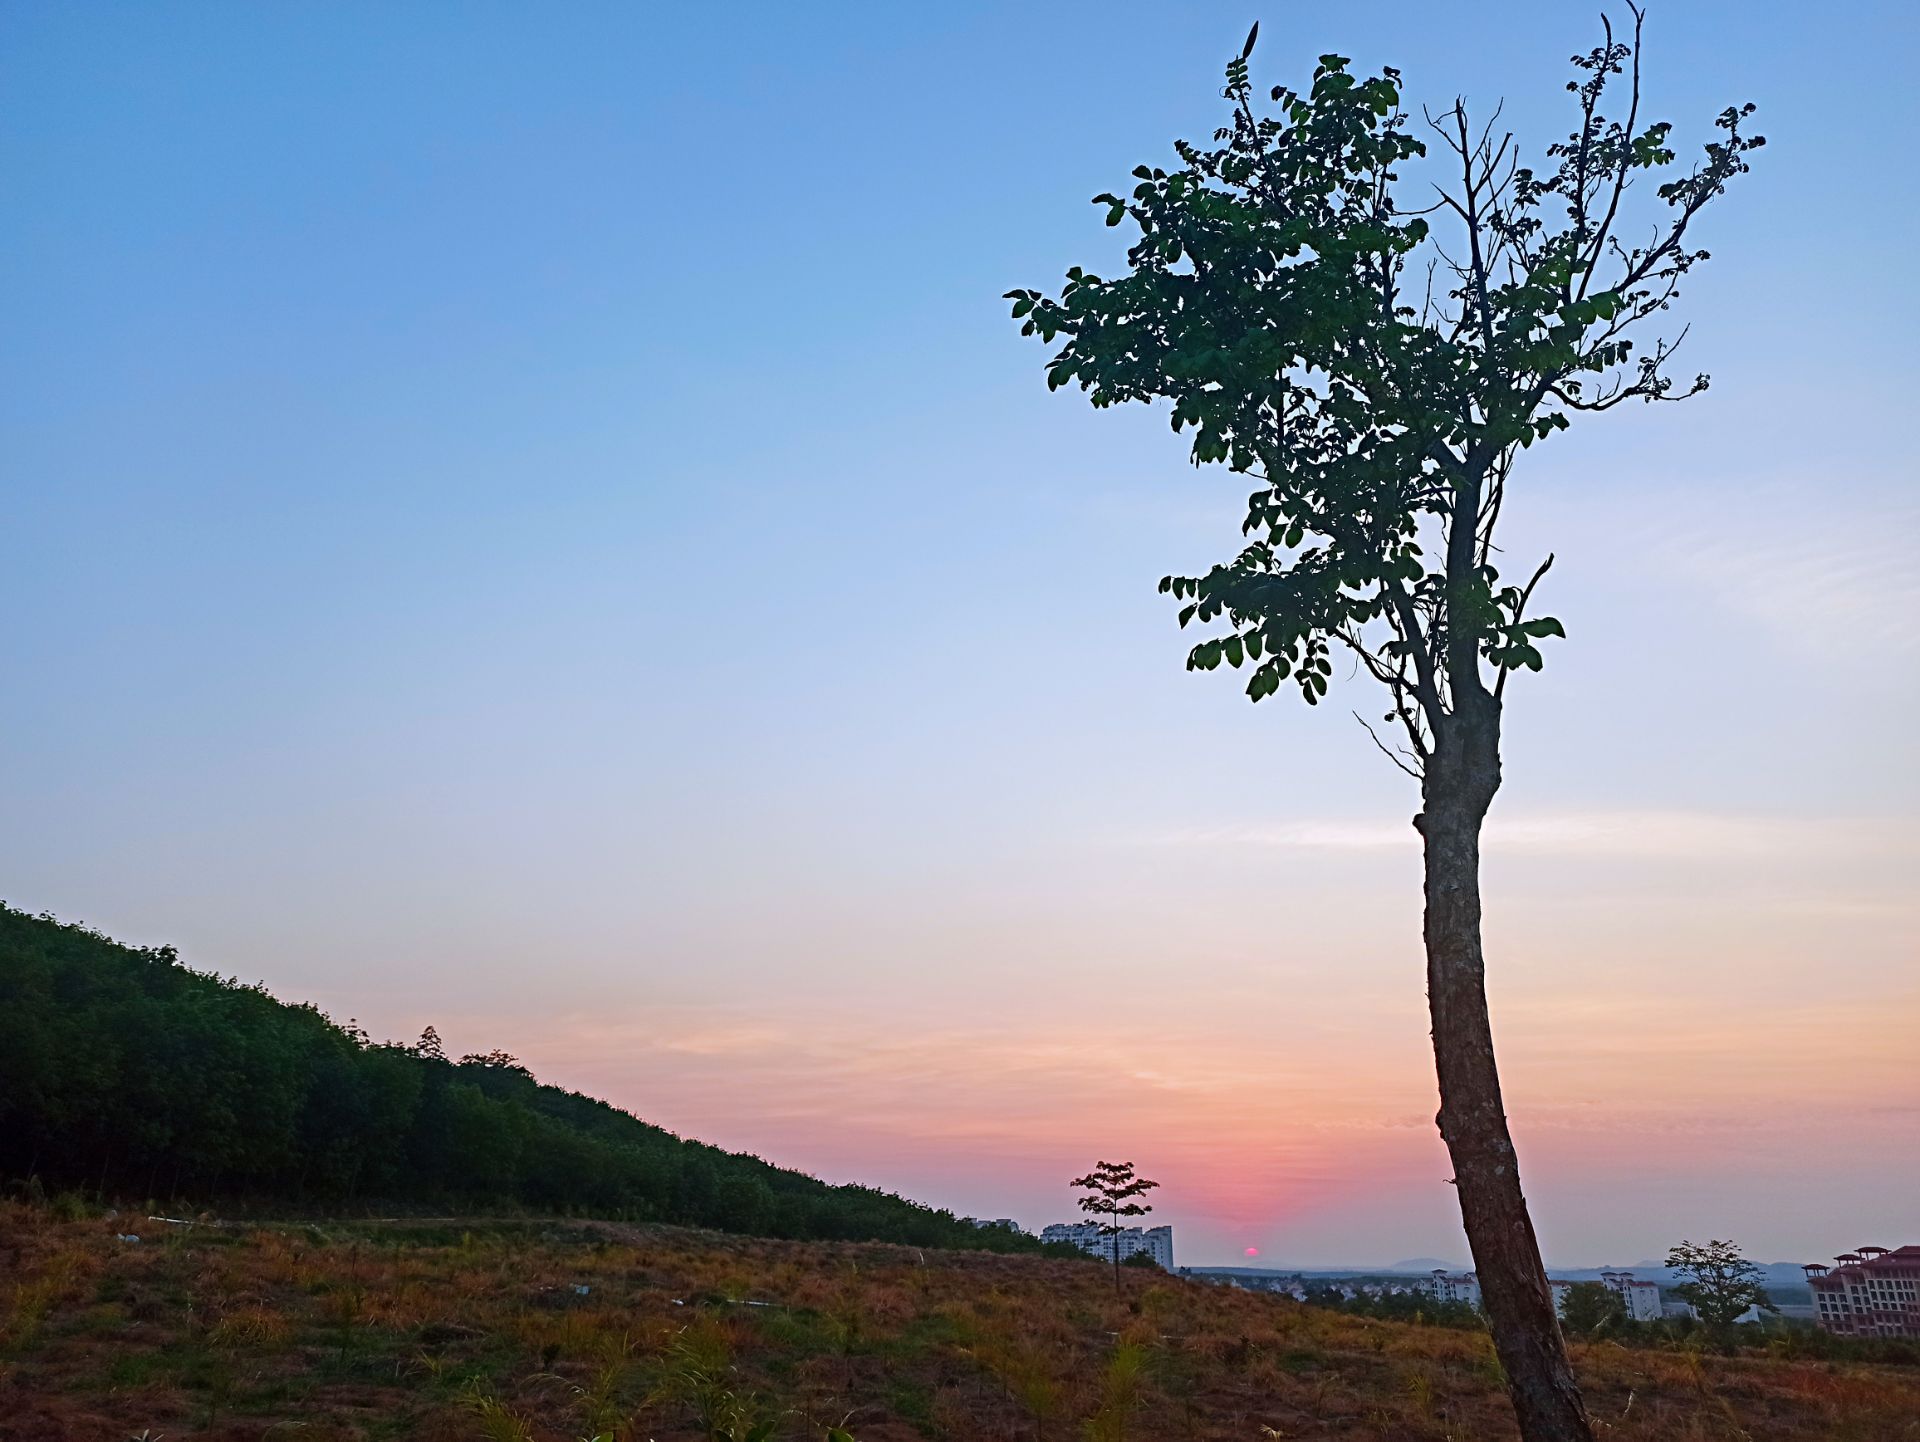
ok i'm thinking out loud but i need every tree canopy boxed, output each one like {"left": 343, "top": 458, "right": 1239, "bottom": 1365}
{"left": 1666, "top": 1239, "right": 1775, "bottom": 1328}
{"left": 1008, "top": 13, "right": 1761, "bottom": 770}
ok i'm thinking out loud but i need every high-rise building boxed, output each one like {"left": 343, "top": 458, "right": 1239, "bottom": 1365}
{"left": 1805, "top": 1246, "right": 1920, "bottom": 1337}
{"left": 1040, "top": 1221, "right": 1174, "bottom": 1270}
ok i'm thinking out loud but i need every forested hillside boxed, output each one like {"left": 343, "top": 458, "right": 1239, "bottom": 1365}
{"left": 0, "top": 906, "right": 1061, "bottom": 1253}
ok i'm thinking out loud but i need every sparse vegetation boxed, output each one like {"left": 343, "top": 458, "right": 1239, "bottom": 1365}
{"left": 2, "top": 1199, "right": 1914, "bottom": 1441}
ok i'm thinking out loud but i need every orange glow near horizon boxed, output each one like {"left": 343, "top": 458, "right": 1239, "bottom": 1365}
{"left": 421, "top": 971, "right": 1918, "bottom": 1267}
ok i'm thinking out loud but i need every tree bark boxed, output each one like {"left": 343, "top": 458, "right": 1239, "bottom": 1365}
{"left": 1422, "top": 709, "right": 1593, "bottom": 1442}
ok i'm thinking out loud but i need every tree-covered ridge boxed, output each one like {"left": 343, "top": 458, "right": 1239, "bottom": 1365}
{"left": 0, "top": 905, "right": 1063, "bottom": 1254}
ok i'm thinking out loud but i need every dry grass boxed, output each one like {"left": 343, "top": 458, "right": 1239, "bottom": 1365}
{"left": 0, "top": 1200, "right": 1914, "bottom": 1441}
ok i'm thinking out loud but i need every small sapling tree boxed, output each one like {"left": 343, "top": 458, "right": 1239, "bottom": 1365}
{"left": 1559, "top": 1281, "right": 1627, "bottom": 1337}
{"left": 1072, "top": 1160, "right": 1161, "bottom": 1292}
{"left": 1010, "top": 12, "right": 1758, "bottom": 1441}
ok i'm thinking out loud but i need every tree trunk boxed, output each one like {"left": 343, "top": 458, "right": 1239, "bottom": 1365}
{"left": 1422, "top": 713, "right": 1593, "bottom": 1442}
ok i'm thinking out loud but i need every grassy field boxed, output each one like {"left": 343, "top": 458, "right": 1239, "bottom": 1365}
{"left": 2, "top": 1201, "right": 1914, "bottom": 1442}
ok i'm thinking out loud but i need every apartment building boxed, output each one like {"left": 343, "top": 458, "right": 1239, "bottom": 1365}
{"left": 1805, "top": 1245, "right": 1920, "bottom": 1338}
{"left": 1039, "top": 1221, "right": 1174, "bottom": 1269}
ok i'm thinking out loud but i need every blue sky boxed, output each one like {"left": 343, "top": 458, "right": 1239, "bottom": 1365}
{"left": 3, "top": 1, "right": 1915, "bottom": 1265}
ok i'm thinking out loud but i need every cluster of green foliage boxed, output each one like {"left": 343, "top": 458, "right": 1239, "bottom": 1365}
{"left": 1295, "top": 1279, "right": 1920, "bottom": 1367}
{"left": 1303, "top": 1284, "right": 1484, "bottom": 1331}
{"left": 0, "top": 905, "right": 1075, "bottom": 1256}
{"left": 1006, "top": 21, "right": 1761, "bottom": 749}
{"left": 1557, "top": 1281, "right": 1627, "bottom": 1337}
{"left": 1568, "top": 1311, "right": 1919, "bottom": 1367}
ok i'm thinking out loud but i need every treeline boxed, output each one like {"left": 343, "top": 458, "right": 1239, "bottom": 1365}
{"left": 1296, "top": 1285, "right": 1919, "bottom": 1367}
{"left": 0, "top": 905, "right": 1071, "bottom": 1256}
{"left": 1303, "top": 1285, "right": 1485, "bottom": 1330}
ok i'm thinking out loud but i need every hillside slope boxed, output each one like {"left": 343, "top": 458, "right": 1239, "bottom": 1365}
{"left": 0, "top": 905, "right": 1057, "bottom": 1254}
{"left": 2, "top": 1204, "right": 1914, "bottom": 1441}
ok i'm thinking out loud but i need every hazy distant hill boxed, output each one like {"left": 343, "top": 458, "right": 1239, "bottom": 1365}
{"left": 1210, "top": 1259, "right": 1815, "bottom": 1297}
{"left": 0, "top": 904, "right": 1075, "bottom": 1257}
{"left": 1615, "top": 1260, "right": 1821, "bottom": 1289}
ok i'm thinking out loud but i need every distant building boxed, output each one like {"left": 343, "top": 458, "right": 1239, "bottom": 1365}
{"left": 1040, "top": 1221, "right": 1173, "bottom": 1270}
{"left": 1178, "top": 1269, "right": 1306, "bottom": 1298}
{"left": 1805, "top": 1245, "right": 1920, "bottom": 1337}
{"left": 1426, "top": 1268, "right": 1660, "bottom": 1322}
{"left": 1428, "top": 1269, "right": 1482, "bottom": 1308}
{"left": 1557, "top": 1270, "right": 1663, "bottom": 1323}
{"left": 964, "top": 1217, "right": 1025, "bottom": 1234}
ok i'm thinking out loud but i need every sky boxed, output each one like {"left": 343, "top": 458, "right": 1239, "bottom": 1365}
{"left": 2, "top": 0, "right": 1915, "bottom": 1268}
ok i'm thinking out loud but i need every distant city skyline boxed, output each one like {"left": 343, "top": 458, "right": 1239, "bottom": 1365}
{"left": 3, "top": 0, "right": 1915, "bottom": 1267}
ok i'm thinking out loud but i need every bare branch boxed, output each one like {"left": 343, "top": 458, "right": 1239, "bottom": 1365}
{"left": 1578, "top": 3, "right": 1645, "bottom": 300}
{"left": 1353, "top": 710, "right": 1426, "bottom": 780}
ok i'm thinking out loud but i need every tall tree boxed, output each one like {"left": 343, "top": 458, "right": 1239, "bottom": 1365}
{"left": 1071, "top": 1160, "right": 1160, "bottom": 1292}
{"left": 1009, "top": 13, "right": 1758, "bottom": 1441}
{"left": 1665, "top": 1239, "right": 1775, "bottom": 1327}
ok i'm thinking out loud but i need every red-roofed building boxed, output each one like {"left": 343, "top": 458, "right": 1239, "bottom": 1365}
{"left": 1805, "top": 1245, "right": 1920, "bottom": 1337}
